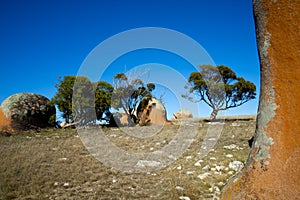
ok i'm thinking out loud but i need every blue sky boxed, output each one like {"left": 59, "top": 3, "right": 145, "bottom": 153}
{"left": 0, "top": 0, "right": 260, "bottom": 119}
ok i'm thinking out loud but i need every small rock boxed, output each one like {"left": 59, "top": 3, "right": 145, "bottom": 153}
{"left": 215, "top": 186, "right": 220, "bottom": 192}
{"left": 202, "top": 164, "right": 210, "bottom": 171}
{"left": 112, "top": 179, "right": 117, "bottom": 183}
{"left": 59, "top": 157, "right": 67, "bottom": 161}
{"left": 136, "top": 160, "right": 161, "bottom": 168}
{"left": 218, "top": 182, "right": 225, "bottom": 186}
{"left": 228, "top": 171, "right": 234, "bottom": 175}
{"left": 194, "top": 161, "right": 202, "bottom": 167}
{"left": 226, "top": 154, "right": 233, "bottom": 158}
{"left": 214, "top": 171, "right": 222, "bottom": 175}
{"left": 229, "top": 161, "right": 244, "bottom": 171}
{"left": 173, "top": 110, "right": 193, "bottom": 119}
{"left": 63, "top": 183, "right": 69, "bottom": 187}
{"left": 215, "top": 165, "right": 225, "bottom": 171}
{"left": 185, "top": 156, "right": 193, "bottom": 160}
{"left": 179, "top": 196, "right": 190, "bottom": 200}
{"left": 198, "top": 172, "right": 211, "bottom": 180}
{"left": 209, "top": 185, "right": 220, "bottom": 193}
{"left": 230, "top": 123, "right": 240, "bottom": 127}
{"left": 177, "top": 166, "right": 182, "bottom": 170}
{"left": 176, "top": 186, "right": 184, "bottom": 191}
{"left": 168, "top": 155, "right": 177, "bottom": 160}
{"left": 186, "top": 171, "right": 194, "bottom": 175}
{"left": 54, "top": 182, "right": 59, "bottom": 186}
{"left": 223, "top": 144, "right": 239, "bottom": 150}
{"left": 201, "top": 146, "right": 207, "bottom": 150}
{"left": 210, "top": 157, "right": 217, "bottom": 160}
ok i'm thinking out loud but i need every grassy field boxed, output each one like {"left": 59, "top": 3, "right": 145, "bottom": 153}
{"left": 0, "top": 117, "right": 256, "bottom": 200}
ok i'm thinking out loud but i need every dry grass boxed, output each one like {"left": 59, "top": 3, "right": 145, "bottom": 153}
{"left": 0, "top": 118, "right": 256, "bottom": 199}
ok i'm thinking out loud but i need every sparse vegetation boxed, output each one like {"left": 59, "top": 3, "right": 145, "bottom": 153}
{"left": 183, "top": 65, "right": 256, "bottom": 120}
{"left": 0, "top": 117, "right": 255, "bottom": 199}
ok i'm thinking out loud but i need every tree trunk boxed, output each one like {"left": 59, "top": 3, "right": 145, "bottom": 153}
{"left": 127, "top": 115, "right": 137, "bottom": 127}
{"left": 210, "top": 109, "right": 218, "bottom": 121}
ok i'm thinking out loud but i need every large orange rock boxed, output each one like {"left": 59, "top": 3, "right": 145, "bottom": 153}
{"left": 138, "top": 98, "right": 169, "bottom": 126}
{"left": 221, "top": 0, "right": 300, "bottom": 199}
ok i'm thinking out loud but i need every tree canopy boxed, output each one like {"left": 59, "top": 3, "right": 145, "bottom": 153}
{"left": 51, "top": 76, "right": 113, "bottom": 124}
{"left": 183, "top": 65, "right": 256, "bottom": 120}
{"left": 112, "top": 73, "right": 155, "bottom": 126}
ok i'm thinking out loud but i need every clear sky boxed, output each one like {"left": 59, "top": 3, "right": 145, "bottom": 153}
{"left": 0, "top": 0, "right": 260, "bottom": 119}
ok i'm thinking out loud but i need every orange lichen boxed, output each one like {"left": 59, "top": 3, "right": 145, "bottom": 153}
{"left": 0, "top": 107, "right": 12, "bottom": 134}
{"left": 221, "top": 0, "right": 300, "bottom": 199}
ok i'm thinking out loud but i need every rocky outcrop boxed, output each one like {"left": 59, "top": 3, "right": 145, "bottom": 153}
{"left": 173, "top": 110, "right": 193, "bottom": 119}
{"left": 0, "top": 107, "right": 12, "bottom": 135}
{"left": 1, "top": 93, "right": 56, "bottom": 130}
{"left": 138, "top": 98, "right": 169, "bottom": 126}
{"left": 116, "top": 98, "right": 169, "bottom": 126}
{"left": 221, "top": 0, "right": 300, "bottom": 199}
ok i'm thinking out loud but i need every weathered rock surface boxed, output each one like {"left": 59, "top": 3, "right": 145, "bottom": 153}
{"left": 173, "top": 110, "right": 193, "bottom": 119}
{"left": 1, "top": 93, "right": 55, "bottom": 130}
{"left": 118, "top": 98, "right": 169, "bottom": 126}
{"left": 139, "top": 98, "right": 169, "bottom": 125}
{"left": 221, "top": 0, "right": 300, "bottom": 199}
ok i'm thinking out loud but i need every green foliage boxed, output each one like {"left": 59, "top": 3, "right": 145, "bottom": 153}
{"left": 147, "top": 83, "right": 155, "bottom": 92}
{"left": 72, "top": 76, "right": 95, "bottom": 124}
{"left": 112, "top": 73, "right": 155, "bottom": 126}
{"left": 184, "top": 65, "right": 256, "bottom": 120}
{"left": 52, "top": 76, "right": 113, "bottom": 124}
{"left": 48, "top": 114, "right": 57, "bottom": 127}
{"left": 51, "top": 76, "right": 76, "bottom": 123}
{"left": 94, "top": 81, "right": 114, "bottom": 120}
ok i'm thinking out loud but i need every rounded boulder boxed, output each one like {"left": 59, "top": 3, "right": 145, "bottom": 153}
{"left": 1, "top": 93, "right": 55, "bottom": 130}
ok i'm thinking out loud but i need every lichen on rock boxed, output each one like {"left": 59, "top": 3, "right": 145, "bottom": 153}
{"left": 1, "top": 93, "right": 55, "bottom": 130}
